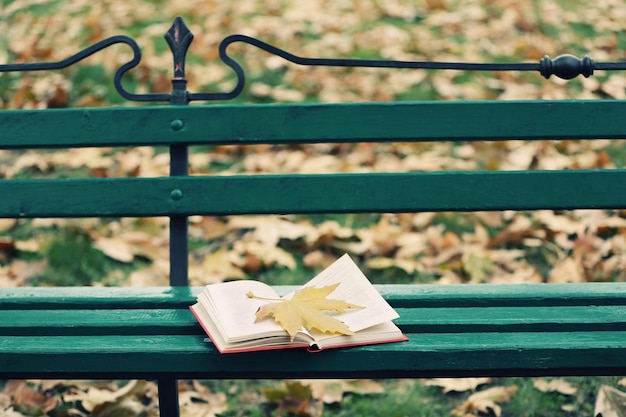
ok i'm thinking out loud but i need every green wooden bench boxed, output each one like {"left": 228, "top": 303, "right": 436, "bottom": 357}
{"left": 2, "top": 17, "right": 626, "bottom": 417}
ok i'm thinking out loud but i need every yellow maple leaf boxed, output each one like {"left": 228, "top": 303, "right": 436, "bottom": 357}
{"left": 247, "top": 283, "right": 363, "bottom": 341}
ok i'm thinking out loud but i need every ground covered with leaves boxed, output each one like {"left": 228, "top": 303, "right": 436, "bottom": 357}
{"left": 3, "top": 0, "right": 626, "bottom": 416}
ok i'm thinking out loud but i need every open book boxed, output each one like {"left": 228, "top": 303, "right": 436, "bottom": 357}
{"left": 190, "top": 254, "right": 408, "bottom": 353}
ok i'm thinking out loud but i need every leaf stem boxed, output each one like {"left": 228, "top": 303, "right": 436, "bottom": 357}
{"left": 246, "top": 291, "right": 281, "bottom": 301}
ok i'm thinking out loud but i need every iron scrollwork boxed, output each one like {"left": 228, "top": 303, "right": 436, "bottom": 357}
{"left": 3, "top": 16, "right": 626, "bottom": 104}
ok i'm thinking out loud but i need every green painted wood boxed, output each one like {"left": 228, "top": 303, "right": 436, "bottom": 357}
{"left": 1, "top": 332, "right": 625, "bottom": 378}
{"left": 3, "top": 98, "right": 626, "bottom": 383}
{"left": 3, "top": 101, "right": 626, "bottom": 149}
{"left": 0, "top": 286, "right": 199, "bottom": 309}
{"left": 2, "top": 283, "right": 626, "bottom": 310}
{"left": 377, "top": 282, "right": 626, "bottom": 307}
{"left": 394, "top": 306, "right": 626, "bottom": 332}
{"left": 3, "top": 304, "right": 625, "bottom": 336}
{"left": 1, "top": 282, "right": 624, "bottom": 379}
{"left": 3, "top": 170, "right": 626, "bottom": 218}
{"left": 0, "top": 309, "right": 200, "bottom": 336}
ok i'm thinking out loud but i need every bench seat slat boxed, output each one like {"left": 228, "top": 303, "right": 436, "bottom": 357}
{"left": 2, "top": 284, "right": 626, "bottom": 309}
{"left": 3, "top": 101, "right": 626, "bottom": 149}
{"left": 382, "top": 282, "right": 626, "bottom": 307}
{"left": 0, "top": 286, "right": 201, "bottom": 310}
{"left": 3, "top": 305, "right": 626, "bottom": 335}
{"left": 2, "top": 332, "right": 625, "bottom": 378}
{"left": 4, "top": 170, "right": 626, "bottom": 218}
{"left": 0, "top": 309, "right": 199, "bottom": 336}
{"left": 397, "top": 306, "right": 626, "bottom": 332}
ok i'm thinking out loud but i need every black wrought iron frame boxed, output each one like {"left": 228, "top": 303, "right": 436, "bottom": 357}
{"left": 4, "top": 17, "right": 626, "bottom": 105}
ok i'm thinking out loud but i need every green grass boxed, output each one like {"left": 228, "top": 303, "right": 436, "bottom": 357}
{"left": 503, "top": 377, "right": 621, "bottom": 417}
{"left": 605, "top": 140, "right": 626, "bottom": 168}
{"left": 34, "top": 227, "right": 144, "bottom": 286}
{"left": 394, "top": 78, "right": 441, "bottom": 101}
{"left": 2, "top": 220, "right": 147, "bottom": 286}
{"left": 324, "top": 382, "right": 449, "bottom": 417}
{"left": 252, "top": 259, "right": 316, "bottom": 286}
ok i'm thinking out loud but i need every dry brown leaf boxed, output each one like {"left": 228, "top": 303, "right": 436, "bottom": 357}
{"left": 4, "top": 380, "right": 61, "bottom": 416}
{"left": 191, "top": 216, "right": 231, "bottom": 241}
{"left": 13, "top": 239, "right": 40, "bottom": 253}
{"left": 302, "top": 250, "right": 337, "bottom": 269}
{"left": 261, "top": 381, "right": 322, "bottom": 417}
{"left": 63, "top": 380, "right": 138, "bottom": 412}
{"left": 533, "top": 378, "right": 577, "bottom": 395}
{"left": 594, "top": 385, "right": 626, "bottom": 417}
{"left": 366, "top": 256, "right": 424, "bottom": 275}
{"left": 535, "top": 211, "right": 582, "bottom": 235}
{"left": 189, "top": 247, "right": 246, "bottom": 285}
{"left": 249, "top": 283, "right": 363, "bottom": 341}
{"left": 177, "top": 381, "right": 228, "bottom": 417}
{"left": 2, "top": 260, "right": 47, "bottom": 287}
{"left": 423, "top": 378, "right": 492, "bottom": 393}
{"left": 0, "top": 219, "right": 16, "bottom": 233}
{"left": 548, "top": 257, "right": 585, "bottom": 283}
{"left": 452, "top": 386, "right": 518, "bottom": 417}
{"left": 93, "top": 237, "right": 135, "bottom": 263}
{"left": 127, "top": 267, "right": 168, "bottom": 287}
{"left": 302, "top": 379, "right": 384, "bottom": 404}
{"left": 233, "top": 240, "right": 296, "bottom": 270}
{"left": 306, "top": 220, "right": 356, "bottom": 247}
{"left": 0, "top": 238, "right": 15, "bottom": 258}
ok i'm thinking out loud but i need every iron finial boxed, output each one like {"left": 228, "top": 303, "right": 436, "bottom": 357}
{"left": 165, "top": 16, "right": 194, "bottom": 104}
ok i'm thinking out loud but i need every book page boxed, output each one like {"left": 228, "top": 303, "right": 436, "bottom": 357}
{"left": 192, "top": 302, "right": 313, "bottom": 353}
{"left": 202, "top": 280, "right": 287, "bottom": 342}
{"left": 312, "top": 321, "right": 407, "bottom": 350}
{"left": 286, "top": 254, "right": 399, "bottom": 332}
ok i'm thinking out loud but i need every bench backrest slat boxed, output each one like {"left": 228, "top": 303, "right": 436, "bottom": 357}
{"left": 3, "top": 170, "right": 626, "bottom": 218}
{"left": 3, "top": 101, "right": 626, "bottom": 149}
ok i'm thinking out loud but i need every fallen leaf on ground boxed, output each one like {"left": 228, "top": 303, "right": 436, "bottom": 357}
{"left": 0, "top": 238, "right": 14, "bottom": 255}
{"left": 302, "top": 379, "right": 384, "bottom": 404}
{"left": 533, "top": 378, "right": 577, "bottom": 395}
{"left": 548, "top": 257, "right": 585, "bottom": 283}
{"left": 189, "top": 247, "right": 246, "bottom": 284}
{"left": 248, "top": 283, "right": 363, "bottom": 341}
{"left": 0, "top": 219, "right": 16, "bottom": 233}
{"left": 63, "top": 380, "right": 139, "bottom": 412}
{"left": 178, "top": 381, "right": 228, "bottom": 417}
{"left": 94, "top": 237, "right": 136, "bottom": 263}
{"left": 261, "top": 381, "right": 322, "bottom": 417}
{"left": 452, "top": 386, "right": 518, "bottom": 417}
{"left": 423, "top": 377, "right": 492, "bottom": 393}
{"left": 233, "top": 240, "right": 296, "bottom": 270}
{"left": 13, "top": 239, "right": 39, "bottom": 253}
{"left": 4, "top": 381, "right": 61, "bottom": 416}
{"left": 595, "top": 385, "right": 626, "bottom": 417}
{"left": 4, "top": 260, "right": 47, "bottom": 286}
